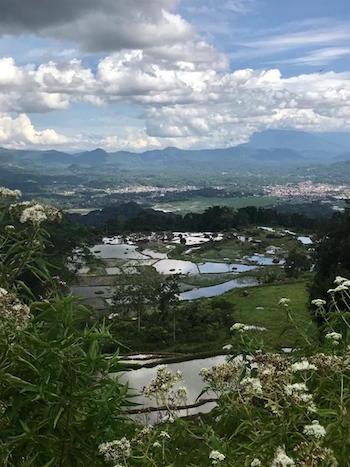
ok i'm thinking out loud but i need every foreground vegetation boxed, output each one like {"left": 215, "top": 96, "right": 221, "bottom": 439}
{"left": 1, "top": 187, "right": 350, "bottom": 466}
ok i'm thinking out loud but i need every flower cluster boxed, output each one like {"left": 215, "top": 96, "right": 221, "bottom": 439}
{"left": 9, "top": 201, "right": 62, "bottom": 225}
{"left": 303, "top": 420, "right": 326, "bottom": 439}
{"left": 290, "top": 359, "right": 317, "bottom": 372}
{"left": 284, "top": 383, "right": 316, "bottom": 412}
{"left": 209, "top": 450, "right": 225, "bottom": 464}
{"left": 200, "top": 358, "right": 245, "bottom": 393}
{"left": 308, "top": 353, "right": 342, "bottom": 371}
{"left": 250, "top": 459, "right": 261, "bottom": 467}
{"left": 98, "top": 426, "right": 175, "bottom": 465}
{"left": 293, "top": 442, "right": 337, "bottom": 466}
{"left": 0, "top": 288, "right": 31, "bottom": 329}
{"left": 311, "top": 299, "right": 326, "bottom": 307}
{"left": 327, "top": 276, "right": 350, "bottom": 293}
{"left": 279, "top": 298, "right": 291, "bottom": 307}
{"left": 142, "top": 365, "right": 184, "bottom": 408}
{"left": 325, "top": 332, "right": 342, "bottom": 345}
{"left": 240, "top": 376, "right": 263, "bottom": 399}
{"left": 271, "top": 446, "right": 295, "bottom": 466}
{"left": 98, "top": 437, "right": 131, "bottom": 464}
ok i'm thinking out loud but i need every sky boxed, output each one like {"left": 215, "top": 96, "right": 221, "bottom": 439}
{"left": 1, "top": 0, "right": 350, "bottom": 151}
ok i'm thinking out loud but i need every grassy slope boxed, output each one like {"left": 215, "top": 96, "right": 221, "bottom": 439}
{"left": 223, "top": 281, "right": 318, "bottom": 349}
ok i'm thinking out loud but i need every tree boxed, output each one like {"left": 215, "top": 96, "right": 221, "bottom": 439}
{"left": 284, "top": 248, "right": 312, "bottom": 278}
{"left": 112, "top": 267, "right": 162, "bottom": 331}
{"left": 159, "top": 275, "right": 180, "bottom": 343}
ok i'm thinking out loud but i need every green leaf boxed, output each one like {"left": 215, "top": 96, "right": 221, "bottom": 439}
{"left": 53, "top": 407, "right": 65, "bottom": 429}
{"left": 4, "top": 373, "right": 35, "bottom": 388}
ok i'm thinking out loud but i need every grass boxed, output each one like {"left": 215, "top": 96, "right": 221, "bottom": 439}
{"left": 222, "top": 280, "right": 318, "bottom": 349}
{"left": 153, "top": 196, "right": 278, "bottom": 214}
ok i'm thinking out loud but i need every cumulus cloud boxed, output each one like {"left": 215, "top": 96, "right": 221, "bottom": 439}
{"left": 0, "top": 0, "right": 192, "bottom": 52}
{"left": 0, "top": 113, "right": 70, "bottom": 148}
{"left": 2, "top": 51, "right": 350, "bottom": 149}
{"left": 1, "top": 1, "right": 350, "bottom": 150}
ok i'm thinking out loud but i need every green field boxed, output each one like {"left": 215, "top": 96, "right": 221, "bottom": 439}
{"left": 153, "top": 195, "right": 278, "bottom": 213}
{"left": 222, "top": 281, "right": 318, "bottom": 349}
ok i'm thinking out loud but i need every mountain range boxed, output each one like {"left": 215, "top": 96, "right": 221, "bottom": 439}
{"left": 1, "top": 129, "right": 350, "bottom": 174}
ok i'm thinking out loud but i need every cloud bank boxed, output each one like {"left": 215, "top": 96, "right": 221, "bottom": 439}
{"left": 0, "top": 0, "right": 350, "bottom": 149}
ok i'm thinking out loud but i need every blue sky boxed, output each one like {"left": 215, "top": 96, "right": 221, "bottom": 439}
{"left": 0, "top": 0, "right": 350, "bottom": 150}
{"left": 179, "top": 0, "right": 350, "bottom": 73}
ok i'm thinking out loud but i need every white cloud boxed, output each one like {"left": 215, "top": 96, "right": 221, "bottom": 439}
{"left": 0, "top": 113, "right": 70, "bottom": 148}
{"left": 1, "top": 2, "right": 350, "bottom": 150}
{"left": 2, "top": 52, "right": 350, "bottom": 149}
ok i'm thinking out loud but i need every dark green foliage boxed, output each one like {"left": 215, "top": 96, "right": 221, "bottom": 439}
{"left": 285, "top": 248, "right": 312, "bottom": 278}
{"left": 111, "top": 297, "right": 235, "bottom": 352}
{"left": 71, "top": 203, "right": 321, "bottom": 234}
{"left": 0, "top": 298, "right": 127, "bottom": 466}
{"left": 310, "top": 201, "right": 350, "bottom": 303}
{"left": 0, "top": 198, "right": 128, "bottom": 466}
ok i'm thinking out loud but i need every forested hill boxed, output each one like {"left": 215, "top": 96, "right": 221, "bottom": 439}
{"left": 67, "top": 203, "right": 323, "bottom": 233}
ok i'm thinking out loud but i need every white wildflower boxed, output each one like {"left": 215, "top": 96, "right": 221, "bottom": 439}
{"left": 209, "top": 450, "right": 225, "bottom": 464}
{"left": 272, "top": 446, "right": 295, "bottom": 466}
{"left": 200, "top": 361, "right": 244, "bottom": 392}
{"left": 285, "top": 383, "right": 308, "bottom": 396}
{"left": 20, "top": 204, "right": 48, "bottom": 224}
{"left": 251, "top": 459, "right": 262, "bottom": 467}
{"left": 325, "top": 332, "right": 342, "bottom": 342}
{"left": 222, "top": 344, "right": 232, "bottom": 350}
{"left": 153, "top": 441, "right": 161, "bottom": 448}
{"left": 98, "top": 437, "right": 131, "bottom": 463}
{"left": 142, "top": 366, "right": 183, "bottom": 401}
{"left": 311, "top": 299, "right": 326, "bottom": 307}
{"left": 10, "top": 201, "right": 61, "bottom": 225}
{"left": 0, "top": 291, "right": 31, "bottom": 329}
{"left": 303, "top": 420, "right": 326, "bottom": 439}
{"left": 279, "top": 298, "right": 291, "bottom": 307}
{"left": 230, "top": 322, "right": 246, "bottom": 332}
{"left": 0, "top": 288, "right": 8, "bottom": 298}
{"left": 159, "top": 431, "right": 170, "bottom": 439}
{"left": 334, "top": 276, "right": 348, "bottom": 285}
{"left": 240, "top": 377, "right": 263, "bottom": 397}
{"left": 334, "top": 284, "right": 348, "bottom": 293}
{"left": 290, "top": 360, "right": 317, "bottom": 372}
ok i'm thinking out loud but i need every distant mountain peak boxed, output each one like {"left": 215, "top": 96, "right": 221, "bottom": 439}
{"left": 83, "top": 148, "right": 108, "bottom": 155}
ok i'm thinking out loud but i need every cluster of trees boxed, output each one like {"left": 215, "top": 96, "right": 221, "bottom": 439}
{"left": 310, "top": 201, "right": 350, "bottom": 303}
{"left": 285, "top": 248, "right": 312, "bottom": 278}
{"left": 70, "top": 202, "right": 323, "bottom": 234}
{"left": 112, "top": 268, "right": 179, "bottom": 337}
{"left": 109, "top": 268, "right": 234, "bottom": 351}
